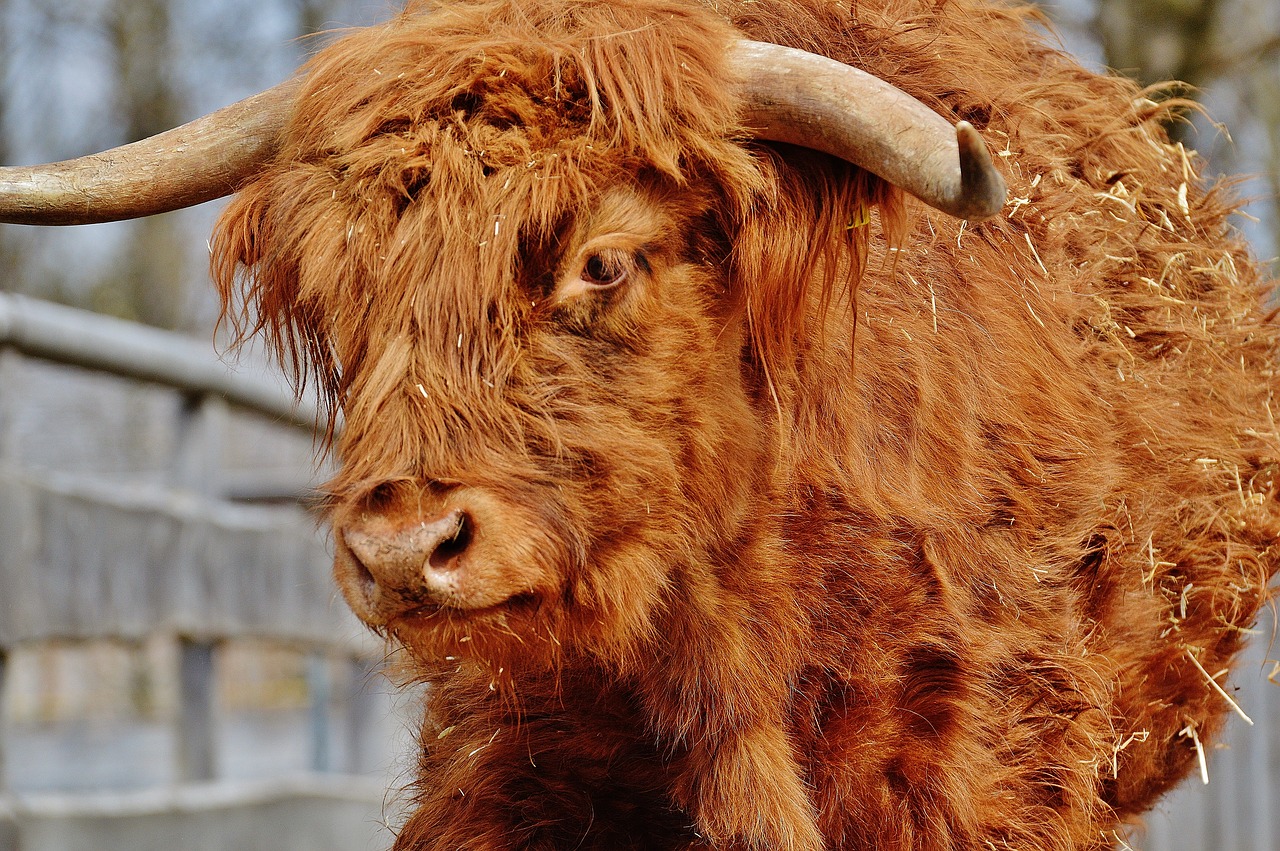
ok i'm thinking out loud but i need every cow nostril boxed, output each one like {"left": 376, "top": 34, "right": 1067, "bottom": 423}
{"left": 428, "top": 511, "right": 472, "bottom": 571}
{"left": 350, "top": 547, "right": 376, "bottom": 587}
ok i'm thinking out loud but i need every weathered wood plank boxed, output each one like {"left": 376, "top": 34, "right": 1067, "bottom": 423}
{"left": 0, "top": 295, "right": 318, "bottom": 430}
{"left": 0, "top": 466, "right": 355, "bottom": 647}
{"left": 2, "top": 776, "right": 389, "bottom": 851}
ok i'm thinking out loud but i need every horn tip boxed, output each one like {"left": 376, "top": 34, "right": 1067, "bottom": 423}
{"left": 955, "top": 121, "right": 1007, "bottom": 222}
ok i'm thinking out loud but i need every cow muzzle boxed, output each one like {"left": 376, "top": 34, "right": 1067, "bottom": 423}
{"left": 333, "top": 487, "right": 551, "bottom": 626}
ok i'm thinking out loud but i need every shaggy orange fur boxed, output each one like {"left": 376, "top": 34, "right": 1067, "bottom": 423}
{"left": 212, "top": 0, "right": 1280, "bottom": 848}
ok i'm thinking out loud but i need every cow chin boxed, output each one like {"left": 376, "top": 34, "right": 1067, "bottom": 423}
{"left": 330, "top": 485, "right": 566, "bottom": 661}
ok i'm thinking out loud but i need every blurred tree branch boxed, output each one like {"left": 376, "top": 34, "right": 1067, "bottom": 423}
{"left": 1199, "top": 33, "right": 1280, "bottom": 76}
{"left": 96, "top": 0, "right": 188, "bottom": 329}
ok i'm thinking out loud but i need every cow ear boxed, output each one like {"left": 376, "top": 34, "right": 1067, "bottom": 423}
{"left": 728, "top": 146, "right": 905, "bottom": 381}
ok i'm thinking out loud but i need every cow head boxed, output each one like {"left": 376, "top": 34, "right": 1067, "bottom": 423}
{"left": 0, "top": 0, "right": 1004, "bottom": 682}
{"left": 215, "top": 0, "right": 840, "bottom": 677}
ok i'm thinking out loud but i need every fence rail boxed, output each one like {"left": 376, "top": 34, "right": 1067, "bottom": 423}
{"left": 0, "top": 293, "right": 318, "bottom": 429}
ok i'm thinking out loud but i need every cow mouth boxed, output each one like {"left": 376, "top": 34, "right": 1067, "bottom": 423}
{"left": 381, "top": 591, "right": 550, "bottom": 666}
{"left": 391, "top": 590, "right": 542, "bottom": 627}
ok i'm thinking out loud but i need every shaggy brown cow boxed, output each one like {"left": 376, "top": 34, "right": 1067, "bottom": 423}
{"left": 2, "top": 0, "right": 1278, "bottom": 849}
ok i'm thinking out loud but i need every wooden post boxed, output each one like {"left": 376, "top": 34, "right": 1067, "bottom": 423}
{"left": 176, "top": 637, "right": 217, "bottom": 783}
{"left": 0, "top": 648, "right": 18, "bottom": 851}
{"left": 0, "top": 351, "right": 15, "bottom": 796}
{"left": 0, "top": 348, "right": 19, "bottom": 461}
{"left": 308, "top": 651, "right": 333, "bottom": 773}
{"left": 0, "top": 648, "right": 8, "bottom": 794}
{"left": 171, "top": 389, "right": 224, "bottom": 785}
{"left": 0, "top": 349, "right": 38, "bottom": 668}
{"left": 1, "top": 352, "right": 23, "bottom": 851}
{"left": 345, "top": 656, "right": 382, "bottom": 775}
{"left": 172, "top": 392, "right": 227, "bottom": 496}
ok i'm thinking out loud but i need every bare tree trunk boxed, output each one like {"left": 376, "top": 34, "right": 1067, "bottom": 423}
{"left": 99, "top": 0, "right": 189, "bottom": 330}
{"left": 1094, "top": 0, "right": 1224, "bottom": 145}
{"left": 296, "top": 0, "right": 340, "bottom": 37}
{"left": 0, "top": 0, "right": 18, "bottom": 290}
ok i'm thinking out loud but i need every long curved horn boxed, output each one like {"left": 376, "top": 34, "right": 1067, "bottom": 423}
{"left": 0, "top": 80, "right": 299, "bottom": 226}
{"left": 0, "top": 42, "right": 1004, "bottom": 225}
{"left": 730, "top": 41, "right": 1006, "bottom": 222}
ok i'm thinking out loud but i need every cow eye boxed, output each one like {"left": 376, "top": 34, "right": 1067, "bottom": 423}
{"left": 580, "top": 251, "right": 629, "bottom": 288}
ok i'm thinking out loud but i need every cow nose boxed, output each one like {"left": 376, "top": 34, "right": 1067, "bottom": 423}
{"left": 341, "top": 509, "right": 473, "bottom": 619}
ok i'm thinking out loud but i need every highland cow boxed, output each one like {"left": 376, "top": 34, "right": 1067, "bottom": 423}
{"left": 2, "top": 0, "right": 1278, "bottom": 849}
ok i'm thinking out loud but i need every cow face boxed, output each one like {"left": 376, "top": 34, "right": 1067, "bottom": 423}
{"left": 317, "top": 174, "right": 768, "bottom": 676}
{"left": 210, "top": 0, "right": 879, "bottom": 678}
{"left": 213, "top": 1, "right": 753, "bottom": 679}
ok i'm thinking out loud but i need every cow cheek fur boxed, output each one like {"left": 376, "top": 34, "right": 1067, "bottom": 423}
{"left": 522, "top": 261, "right": 780, "bottom": 672}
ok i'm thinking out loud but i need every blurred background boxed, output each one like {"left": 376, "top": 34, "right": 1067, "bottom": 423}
{"left": 0, "top": 0, "right": 1276, "bottom": 850}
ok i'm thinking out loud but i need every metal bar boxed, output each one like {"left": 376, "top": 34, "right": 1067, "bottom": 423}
{"left": 0, "top": 293, "right": 321, "bottom": 431}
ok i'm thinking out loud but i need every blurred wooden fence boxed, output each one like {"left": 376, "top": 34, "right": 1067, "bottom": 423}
{"left": 0, "top": 294, "right": 402, "bottom": 851}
